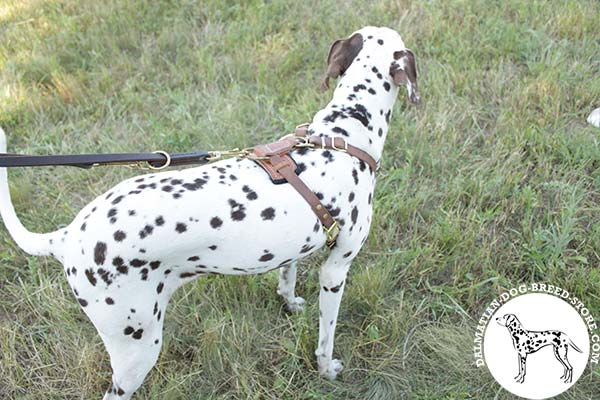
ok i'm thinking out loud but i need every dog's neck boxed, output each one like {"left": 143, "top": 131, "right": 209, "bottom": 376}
{"left": 311, "top": 60, "right": 400, "bottom": 162}
{"left": 506, "top": 321, "right": 523, "bottom": 332}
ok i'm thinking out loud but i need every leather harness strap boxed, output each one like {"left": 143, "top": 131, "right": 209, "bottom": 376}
{"left": 293, "top": 124, "right": 378, "bottom": 172}
{"left": 252, "top": 123, "right": 377, "bottom": 247}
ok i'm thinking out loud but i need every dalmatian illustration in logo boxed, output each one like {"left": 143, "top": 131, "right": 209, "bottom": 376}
{"left": 496, "top": 313, "right": 583, "bottom": 384}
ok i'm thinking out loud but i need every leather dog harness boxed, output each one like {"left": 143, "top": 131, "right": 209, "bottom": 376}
{"left": 252, "top": 123, "right": 377, "bottom": 247}
{"left": 0, "top": 123, "right": 377, "bottom": 247}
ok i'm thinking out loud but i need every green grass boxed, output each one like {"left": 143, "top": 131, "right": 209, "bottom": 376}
{"left": 1, "top": 0, "right": 599, "bottom": 398}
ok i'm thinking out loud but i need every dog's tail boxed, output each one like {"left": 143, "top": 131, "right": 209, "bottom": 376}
{"left": 0, "top": 127, "right": 63, "bottom": 257}
{"left": 569, "top": 337, "right": 583, "bottom": 353}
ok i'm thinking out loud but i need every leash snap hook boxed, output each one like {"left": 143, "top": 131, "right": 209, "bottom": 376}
{"left": 206, "top": 151, "right": 222, "bottom": 162}
{"left": 207, "top": 148, "right": 256, "bottom": 162}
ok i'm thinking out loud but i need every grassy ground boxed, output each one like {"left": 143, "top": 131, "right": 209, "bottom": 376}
{"left": 0, "top": 0, "right": 599, "bottom": 398}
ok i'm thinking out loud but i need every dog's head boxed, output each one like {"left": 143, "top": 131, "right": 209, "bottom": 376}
{"left": 321, "top": 26, "right": 420, "bottom": 105}
{"left": 496, "top": 313, "right": 519, "bottom": 328}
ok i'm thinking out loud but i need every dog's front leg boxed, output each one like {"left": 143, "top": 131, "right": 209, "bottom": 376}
{"left": 277, "top": 261, "right": 306, "bottom": 313}
{"left": 515, "top": 354, "right": 522, "bottom": 380}
{"left": 315, "top": 252, "right": 351, "bottom": 380}
{"left": 518, "top": 354, "right": 527, "bottom": 383}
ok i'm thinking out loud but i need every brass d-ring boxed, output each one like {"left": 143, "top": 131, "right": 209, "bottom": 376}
{"left": 148, "top": 150, "right": 171, "bottom": 170}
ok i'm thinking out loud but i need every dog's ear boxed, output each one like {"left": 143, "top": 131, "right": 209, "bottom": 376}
{"left": 321, "top": 33, "right": 363, "bottom": 91}
{"left": 390, "top": 49, "right": 421, "bottom": 104}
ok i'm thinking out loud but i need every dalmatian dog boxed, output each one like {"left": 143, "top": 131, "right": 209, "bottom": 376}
{"left": 0, "top": 26, "right": 419, "bottom": 399}
{"left": 496, "top": 314, "right": 583, "bottom": 383}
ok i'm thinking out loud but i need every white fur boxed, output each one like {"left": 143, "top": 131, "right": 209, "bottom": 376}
{"left": 588, "top": 107, "right": 600, "bottom": 128}
{"left": 0, "top": 127, "right": 64, "bottom": 256}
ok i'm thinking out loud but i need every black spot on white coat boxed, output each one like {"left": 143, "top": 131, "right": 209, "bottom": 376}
{"left": 259, "top": 251, "right": 274, "bottom": 262}
{"left": 261, "top": 207, "right": 275, "bottom": 220}
{"left": 228, "top": 199, "right": 246, "bottom": 221}
{"left": 114, "top": 230, "right": 126, "bottom": 242}
{"left": 351, "top": 207, "right": 359, "bottom": 225}
{"left": 94, "top": 242, "right": 107, "bottom": 265}
{"left": 210, "top": 217, "right": 223, "bottom": 228}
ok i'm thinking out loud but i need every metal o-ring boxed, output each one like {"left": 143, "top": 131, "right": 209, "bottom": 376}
{"left": 148, "top": 151, "right": 171, "bottom": 170}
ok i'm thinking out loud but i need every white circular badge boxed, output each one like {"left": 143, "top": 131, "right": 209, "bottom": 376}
{"left": 483, "top": 293, "right": 589, "bottom": 399}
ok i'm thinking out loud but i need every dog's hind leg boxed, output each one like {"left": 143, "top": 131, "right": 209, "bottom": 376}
{"left": 277, "top": 261, "right": 306, "bottom": 313}
{"left": 315, "top": 251, "right": 351, "bottom": 380}
{"left": 100, "top": 320, "right": 164, "bottom": 400}
{"left": 553, "top": 346, "right": 569, "bottom": 379}
{"left": 88, "top": 289, "right": 169, "bottom": 400}
{"left": 556, "top": 346, "right": 573, "bottom": 383}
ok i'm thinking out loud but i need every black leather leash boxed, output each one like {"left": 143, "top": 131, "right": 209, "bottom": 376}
{"left": 0, "top": 150, "right": 211, "bottom": 170}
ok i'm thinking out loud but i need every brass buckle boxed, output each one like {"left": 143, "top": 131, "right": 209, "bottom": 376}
{"left": 331, "top": 138, "right": 348, "bottom": 152}
{"left": 148, "top": 150, "right": 171, "bottom": 170}
{"left": 294, "top": 136, "right": 315, "bottom": 148}
{"left": 324, "top": 221, "right": 340, "bottom": 248}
